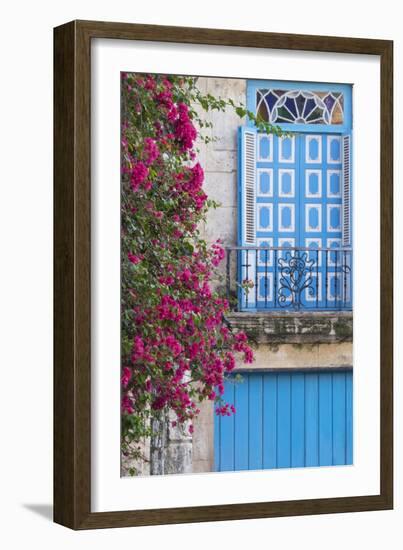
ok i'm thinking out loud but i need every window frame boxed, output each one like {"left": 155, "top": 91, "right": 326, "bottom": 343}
{"left": 246, "top": 79, "right": 352, "bottom": 133}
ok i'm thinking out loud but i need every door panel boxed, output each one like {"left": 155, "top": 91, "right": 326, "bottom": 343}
{"left": 252, "top": 131, "right": 349, "bottom": 310}
{"left": 255, "top": 134, "right": 299, "bottom": 309}
{"left": 214, "top": 371, "right": 353, "bottom": 472}
{"left": 300, "top": 133, "right": 344, "bottom": 308}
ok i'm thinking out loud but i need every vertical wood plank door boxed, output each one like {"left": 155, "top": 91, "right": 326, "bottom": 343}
{"left": 214, "top": 371, "right": 353, "bottom": 471}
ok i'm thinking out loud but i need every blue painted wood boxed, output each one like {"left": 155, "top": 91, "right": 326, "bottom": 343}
{"left": 249, "top": 374, "right": 263, "bottom": 469}
{"left": 215, "top": 371, "right": 353, "bottom": 472}
{"left": 319, "top": 373, "right": 333, "bottom": 466}
{"left": 291, "top": 373, "right": 305, "bottom": 467}
{"left": 305, "top": 373, "right": 319, "bottom": 466}
{"left": 263, "top": 373, "right": 277, "bottom": 469}
{"left": 332, "top": 372, "right": 347, "bottom": 465}
{"left": 234, "top": 376, "right": 249, "bottom": 470}
{"left": 242, "top": 129, "right": 352, "bottom": 311}
{"left": 277, "top": 374, "right": 291, "bottom": 468}
{"left": 346, "top": 372, "right": 353, "bottom": 464}
{"left": 239, "top": 80, "right": 353, "bottom": 312}
{"left": 238, "top": 126, "right": 258, "bottom": 310}
{"left": 218, "top": 381, "right": 234, "bottom": 471}
{"left": 238, "top": 125, "right": 258, "bottom": 247}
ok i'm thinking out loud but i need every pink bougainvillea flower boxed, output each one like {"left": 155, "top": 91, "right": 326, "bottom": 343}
{"left": 130, "top": 161, "right": 149, "bottom": 191}
{"left": 120, "top": 73, "right": 255, "bottom": 443}
{"left": 132, "top": 335, "right": 145, "bottom": 358}
{"left": 128, "top": 252, "right": 142, "bottom": 265}
{"left": 174, "top": 102, "right": 197, "bottom": 150}
{"left": 121, "top": 367, "right": 131, "bottom": 388}
{"left": 143, "top": 137, "right": 160, "bottom": 166}
{"left": 165, "top": 335, "right": 183, "bottom": 357}
{"left": 190, "top": 162, "right": 204, "bottom": 188}
{"left": 121, "top": 395, "right": 134, "bottom": 414}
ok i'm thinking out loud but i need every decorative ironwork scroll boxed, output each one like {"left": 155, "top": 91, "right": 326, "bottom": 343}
{"left": 277, "top": 251, "right": 315, "bottom": 309}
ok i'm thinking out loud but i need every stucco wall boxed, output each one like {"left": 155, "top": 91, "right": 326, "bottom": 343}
{"left": 196, "top": 76, "right": 246, "bottom": 250}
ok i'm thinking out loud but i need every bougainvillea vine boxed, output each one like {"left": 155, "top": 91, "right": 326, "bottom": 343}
{"left": 121, "top": 73, "right": 281, "bottom": 470}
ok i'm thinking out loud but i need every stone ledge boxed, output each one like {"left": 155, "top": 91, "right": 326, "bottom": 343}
{"left": 225, "top": 311, "right": 353, "bottom": 344}
{"left": 232, "top": 365, "right": 353, "bottom": 373}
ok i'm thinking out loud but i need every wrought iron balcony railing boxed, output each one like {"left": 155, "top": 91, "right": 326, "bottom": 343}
{"left": 225, "top": 246, "right": 352, "bottom": 311}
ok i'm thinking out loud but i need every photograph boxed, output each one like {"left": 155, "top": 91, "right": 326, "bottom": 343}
{"left": 120, "top": 72, "right": 353, "bottom": 477}
{"left": 1, "top": 0, "right": 396, "bottom": 540}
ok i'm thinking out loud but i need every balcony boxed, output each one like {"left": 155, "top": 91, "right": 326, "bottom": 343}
{"left": 225, "top": 246, "right": 352, "bottom": 312}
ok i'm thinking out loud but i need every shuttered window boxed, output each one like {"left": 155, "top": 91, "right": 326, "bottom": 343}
{"left": 239, "top": 127, "right": 257, "bottom": 246}
{"left": 342, "top": 134, "right": 352, "bottom": 246}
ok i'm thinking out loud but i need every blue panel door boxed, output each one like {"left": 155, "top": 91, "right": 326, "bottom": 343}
{"left": 214, "top": 371, "right": 353, "bottom": 471}
{"left": 255, "top": 133, "right": 299, "bottom": 309}
{"left": 301, "top": 133, "right": 352, "bottom": 309}
{"left": 252, "top": 131, "right": 351, "bottom": 310}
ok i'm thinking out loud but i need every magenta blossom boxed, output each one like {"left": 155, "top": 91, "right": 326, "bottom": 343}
{"left": 143, "top": 137, "right": 160, "bottom": 166}
{"left": 128, "top": 252, "right": 142, "bottom": 265}
{"left": 165, "top": 335, "right": 183, "bottom": 357}
{"left": 122, "top": 395, "right": 134, "bottom": 414}
{"left": 130, "top": 162, "right": 149, "bottom": 191}
{"left": 121, "top": 73, "right": 255, "bottom": 444}
{"left": 121, "top": 367, "right": 132, "bottom": 388}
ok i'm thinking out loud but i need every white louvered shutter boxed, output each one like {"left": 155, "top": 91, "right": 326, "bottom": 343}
{"left": 239, "top": 126, "right": 257, "bottom": 308}
{"left": 239, "top": 127, "right": 257, "bottom": 246}
{"left": 342, "top": 134, "right": 352, "bottom": 247}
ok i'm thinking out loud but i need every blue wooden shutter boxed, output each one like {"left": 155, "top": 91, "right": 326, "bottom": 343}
{"left": 342, "top": 134, "right": 352, "bottom": 246}
{"left": 238, "top": 126, "right": 257, "bottom": 308}
{"left": 239, "top": 126, "right": 257, "bottom": 246}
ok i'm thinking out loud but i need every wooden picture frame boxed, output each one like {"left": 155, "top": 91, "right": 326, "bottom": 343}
{"left": 54, "top": 20, "right": 393, "bottom": 529}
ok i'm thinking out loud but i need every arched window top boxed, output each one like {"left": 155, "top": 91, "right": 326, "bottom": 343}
{"left": 247, "top": 81, "right": 352, "bottom": 130}
{"left": 257, "top": 89, "right": 344, "bottom": 125}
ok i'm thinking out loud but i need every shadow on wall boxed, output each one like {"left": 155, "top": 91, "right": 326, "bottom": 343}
{"left": 23, "top": 504, "right": 53, "bottom": 522}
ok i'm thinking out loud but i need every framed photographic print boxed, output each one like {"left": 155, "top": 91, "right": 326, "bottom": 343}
{"left": 54, "top": 20, "right": 393, "bottom": 529}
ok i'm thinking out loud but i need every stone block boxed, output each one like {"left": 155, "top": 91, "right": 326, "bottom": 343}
{"left": 192, "top": 460, "right": 214, "bottom": 474}
{"left": 203, "top": 206, "right": 237, "bottom": 246}
{"left": 203, "top": 171, "right": 237, "bottom": 208}
{"left": 233, "top": 342, "right": 352, "bottom": 371}
{"left": 225, "top": 311, "right": 353, "bottom": 345}
{"left": 205, "top": 149, "right": 237, "bottom": 173}
{"left": 205, "top": 78, "right": 247, "bottom": 151}
{"left": 192, "top": 400, "right": 214, "bottom": 463}
{"left": 164, "top": 442, "right": 193, "bottom": 475}
{"left": 317, "top": 342, "right": 352, "bottom": 367}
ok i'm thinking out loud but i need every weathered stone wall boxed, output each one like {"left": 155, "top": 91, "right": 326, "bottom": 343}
{"left": 191, "top": 398, "right": 215, "bottom": 473}
{"left": 122, "top": 412, "right": 193, "bottom": 477}
{"left": 195, "top": 77, "right": 246, "bottom": 252}
{"left": 121, "top": 436, "right": 150, "bottom": 477}
{"left": 226, "top": 311, "right": 353, "bottom": 345}
{"left": 150, "top": 414, "right": 193, "bottom": 475}
{"left": 245, "top": 342, "right": 352, "bottom": 371}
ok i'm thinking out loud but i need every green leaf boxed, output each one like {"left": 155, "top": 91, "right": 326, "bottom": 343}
{"left": 235, "top": 106, "right": 247, "bottom": 118}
